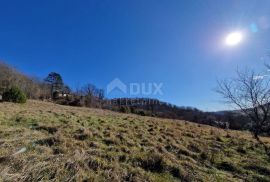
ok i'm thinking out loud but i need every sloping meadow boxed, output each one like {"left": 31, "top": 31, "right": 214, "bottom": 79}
{"left": 0, "top": 101, "right": 269, "bottom": 181}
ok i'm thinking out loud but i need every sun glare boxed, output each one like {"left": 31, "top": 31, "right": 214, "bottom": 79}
{"left": 225, "top": 31, "right": 243, "bottom": 46}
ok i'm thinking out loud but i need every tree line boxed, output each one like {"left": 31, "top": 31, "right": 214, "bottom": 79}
{"left": 0, "top": 62, "right": 104, "bottom": 107}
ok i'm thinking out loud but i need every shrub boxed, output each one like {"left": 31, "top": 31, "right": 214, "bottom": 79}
{"left": 137, "top": 110, "right": 146, "bottom": 116}
{"left": 3, "top": 86, "right": 27, "bottom": 103}
{"left": 119, "top": 106, "right": 130, "bottom": 113}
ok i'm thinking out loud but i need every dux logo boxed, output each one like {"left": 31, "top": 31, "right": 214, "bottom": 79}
{"left": 107, "top": 78, "right": 127, "bottom": 94}
{"left": 107, "top": 78, "right": 163, "bottom": 96}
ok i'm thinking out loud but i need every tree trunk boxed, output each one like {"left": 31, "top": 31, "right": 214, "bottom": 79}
{"left": 254, "top": 134, "right": 270, "bottom": 158}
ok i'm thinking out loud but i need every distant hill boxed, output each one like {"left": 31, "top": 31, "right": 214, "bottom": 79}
{"left": 103, "top": 98, "right": 251, "bottom": 130}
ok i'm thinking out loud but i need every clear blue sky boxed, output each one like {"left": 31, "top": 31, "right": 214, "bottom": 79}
{"left": 0, "top": 0, "right": 270, "bottom": 111}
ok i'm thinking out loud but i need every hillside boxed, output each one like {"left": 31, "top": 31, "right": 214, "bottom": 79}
{"left": 0, "top": 101, "right": 270, "bottom": 181}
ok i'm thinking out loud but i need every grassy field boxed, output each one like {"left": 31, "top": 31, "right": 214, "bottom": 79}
{"left": 0, "top": 100, "right": 270, "bottom": 182}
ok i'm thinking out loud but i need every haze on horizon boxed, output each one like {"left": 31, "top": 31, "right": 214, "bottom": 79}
{"left": 0, "top": 0, "right": 270, "bottom": 111}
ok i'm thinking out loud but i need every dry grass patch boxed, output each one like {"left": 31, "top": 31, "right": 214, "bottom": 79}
{"left": 0, "top": 100, "right": 270, "bottom": 181}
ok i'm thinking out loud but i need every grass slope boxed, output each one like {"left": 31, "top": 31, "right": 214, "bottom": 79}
{"left": 0, "top": 100, "right": 270, "bottom": 182}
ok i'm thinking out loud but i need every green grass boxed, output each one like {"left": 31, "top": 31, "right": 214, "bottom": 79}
{"left": 0, "top": 100, "right": 269, "bottom": 181}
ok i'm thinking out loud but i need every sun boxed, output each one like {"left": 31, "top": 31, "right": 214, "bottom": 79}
{"left": 225, "top": 31, "right": 243, "bottom": 46}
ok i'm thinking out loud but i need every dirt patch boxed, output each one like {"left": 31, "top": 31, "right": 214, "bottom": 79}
{"left": 32, "top": 125, "right": 58, "bottom": 134}
{"left": 0, "top": 156, "right": 9, "bottom": 164}
{"left": 73, "top": 128, "right": 91, "bottom": 141}
{"left": 74, "top": 134, "right": 88, "bottom": 141}
{"left": 103, "top": 139, "right": 116, "bottom": 145}
{"left": 35, "top": 137, "right": 60, "bottom": 147}
{"left": 188, "top": 143, "right": 201, "bottom": 153}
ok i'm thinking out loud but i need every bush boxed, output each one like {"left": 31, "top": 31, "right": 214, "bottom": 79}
{"left": 137, "top": 110, "right": 146, "bottom": 116}
{"left": 3, "top": 86, "right": 27, "bottom": 103}
{"left": 119, "top": 106, "right": 130, "bottom": 113}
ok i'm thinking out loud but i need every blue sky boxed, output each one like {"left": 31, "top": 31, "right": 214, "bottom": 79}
{"left": 0, "top": 0, "right": 270, "bottom": 111}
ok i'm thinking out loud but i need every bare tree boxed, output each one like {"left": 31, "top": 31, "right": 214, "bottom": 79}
{"left": 217, "top": 69, "right": 270, "bottom": 155}
{"left": 0, "top": 62, "right": 15, "bottom": 93}
{"left": 0, "top": 61, "right": 47, "bottom": 99}
{"left": 80, "top": 84, "right": 105, "bottom": 108}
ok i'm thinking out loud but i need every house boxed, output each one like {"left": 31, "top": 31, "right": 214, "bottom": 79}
{"left": 53, "top": 91, "right": 71, "bottom": 99}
